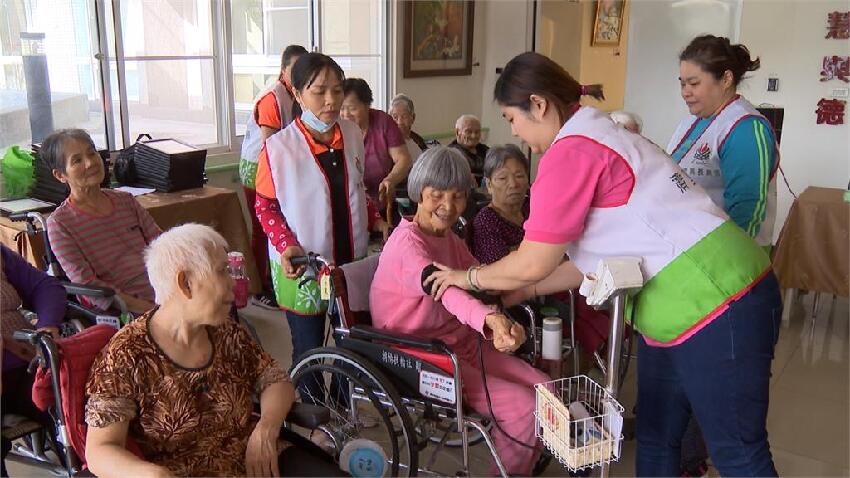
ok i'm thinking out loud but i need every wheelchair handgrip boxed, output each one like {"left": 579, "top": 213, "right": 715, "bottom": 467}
{"left": 63, "top": 281, "right": 116, "bottom": 298}
{"left": 13, "top": 329, "right": 38, "bottom": 344}
{"left": 8, "top": 212, "right": 29, "bottom": 222}
{"left": 290, "top": 256, "right": 310, "bottom": 267}
{"left": 349, "top": 325, "right": 451, "bottom": 355}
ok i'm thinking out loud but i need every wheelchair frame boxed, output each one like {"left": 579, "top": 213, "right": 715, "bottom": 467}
{"left": 288, "top": 254, "right": 550, "bottom": 478}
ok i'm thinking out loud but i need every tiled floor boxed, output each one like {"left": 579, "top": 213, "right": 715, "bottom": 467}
{"left": 7, "top": 293, "right": 848, "bottom": 476}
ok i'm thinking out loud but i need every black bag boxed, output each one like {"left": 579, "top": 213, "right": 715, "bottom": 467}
{"left": 113, "top": 134, "right": 150, "bottom": 186}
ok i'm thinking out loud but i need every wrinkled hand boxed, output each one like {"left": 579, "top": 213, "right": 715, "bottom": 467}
{"left": 245, "top": 421, "right": 280, "bottom": 477}
{"left": 282, "top": 245, "right": 307, "bottom": 279}
{"left": 378, "top": 179, "right": 395, "bottom": 205}
{"left": 424, "top": 262, "right": 469, "bottom": 301}
{"left": 485, "top": 314, "right": 522, "bottom": 353}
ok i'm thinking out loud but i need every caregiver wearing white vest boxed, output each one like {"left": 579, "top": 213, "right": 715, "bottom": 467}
{"left": 669, "top": 35, "right": 778, "bottom": 247}
{"left": 669, "top": 35, "right": 780, "bottom": 477}
{"left": 253, "top": 52, "right": 389, "bottom": 410}
{"left": 425, "top": 52, "right": 781, "bottom": 477}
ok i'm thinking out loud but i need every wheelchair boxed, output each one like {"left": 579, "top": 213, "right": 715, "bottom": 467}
{"left": 5, "top": 325, "right": 333, "bottom": 477}
{"left": 8, "top": 211, "right": 130, "bottom": 334}
{"left": 286, "top": 253, "right": 559, "bottom": 478}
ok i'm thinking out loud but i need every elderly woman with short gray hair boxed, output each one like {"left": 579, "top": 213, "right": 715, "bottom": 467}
{"left": 43, "top": 128, "right": 161, "bottom": 314}
{"left": 472, "top": 144, "right": 530, "bottom": 265}
{"left": 387, "top": 94, "right": 427, "bottom": 161}
{"left": 85, "top": 223, "right": 342, "bottom": 478}
{"left": 369, "top": 146, "right": 548, "bottom": 476}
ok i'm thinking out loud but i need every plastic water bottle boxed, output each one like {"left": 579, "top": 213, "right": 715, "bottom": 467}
{"left": 542, "top": 316, "right": 563, "bottom": 378}
{"left": 228, "top": 252, "right": 250, "bottom": 309}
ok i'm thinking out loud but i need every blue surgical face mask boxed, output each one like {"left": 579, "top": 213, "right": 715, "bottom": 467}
{"left": 301, "top": 108, "right": 336, "bottom": 133}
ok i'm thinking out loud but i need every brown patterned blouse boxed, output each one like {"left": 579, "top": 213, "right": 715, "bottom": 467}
{"left": 85, "top": 311, "right": 289, "bottom": 476}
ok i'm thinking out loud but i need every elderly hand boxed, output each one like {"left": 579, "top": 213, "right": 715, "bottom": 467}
{"left": 485, "top": 313, "right": 522, "bottom": 353}
{"left": 282, "top": 245, "right": 307, "bottom": 279}
{"left": 378, "top": 179, "right": 395, "bottom": 205}
{"left": 245, "top": 420, "right": 280, "bottom": 477}
{"left": 424, "top": 262, "right": 470, "bottom": 301}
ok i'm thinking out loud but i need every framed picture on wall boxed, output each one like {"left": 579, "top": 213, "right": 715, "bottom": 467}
{"left": 592, "top": 0, "right": 627, "bottom": 46}
{"left": 403, "top": 1, "right": 475, "bottom": 78}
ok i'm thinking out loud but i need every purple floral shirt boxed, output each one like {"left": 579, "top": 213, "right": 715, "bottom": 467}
{"left": 471, "top": 206, "right": 526, "bottom": 264}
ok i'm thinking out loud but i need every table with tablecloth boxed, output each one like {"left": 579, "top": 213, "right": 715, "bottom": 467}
{"left": 0, "top": 186, "right": 261, "bottom": 293}
{"left": 773, "top": 186, "right": 849, "bottom": 319}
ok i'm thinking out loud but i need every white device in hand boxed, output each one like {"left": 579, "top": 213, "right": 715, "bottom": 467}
{"left": 578, "top": 257, "right": 644, "bottom": 307}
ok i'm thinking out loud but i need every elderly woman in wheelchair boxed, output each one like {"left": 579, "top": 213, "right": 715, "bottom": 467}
{"left": 83, "top": 224, "right": 341, "bottom": 477}
{"left": 370, "top": 147, "right": 550, "bottom": 476}
{"left": 42, "top": 129, "right": 160, "bottom": 315}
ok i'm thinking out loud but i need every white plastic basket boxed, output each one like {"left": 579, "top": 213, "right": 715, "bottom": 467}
{"left": 535, "top": 375, "right": 625, "bottom": 472}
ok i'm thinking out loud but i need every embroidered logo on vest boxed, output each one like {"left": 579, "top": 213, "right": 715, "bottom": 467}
{"left": 693, "top": 143, "right": 711, "bottom": 164}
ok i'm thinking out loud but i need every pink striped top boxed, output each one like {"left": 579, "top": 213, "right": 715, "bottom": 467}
{"left": 47, "top": 189, "right": 161, "bottom": 310}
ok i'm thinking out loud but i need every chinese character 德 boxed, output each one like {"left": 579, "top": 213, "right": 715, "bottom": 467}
{"left": 815, "top": 98, "right": 845, "bottom": 125}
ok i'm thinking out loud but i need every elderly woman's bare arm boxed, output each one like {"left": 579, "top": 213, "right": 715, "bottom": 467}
{"left": 86, "top": 421, "right": 173, "bottom": 478}
{"left": 245, "top": 381, "right": 295, "bottom": 477}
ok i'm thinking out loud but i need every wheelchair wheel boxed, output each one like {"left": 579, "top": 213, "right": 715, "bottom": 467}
{"left": 292, "top": 347, "right": 418, "bottom": 477}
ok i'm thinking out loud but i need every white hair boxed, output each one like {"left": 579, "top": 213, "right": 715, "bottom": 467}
{"left": 455, "top": 114, "right": 480, "bottom": 130}
{"left": 407, "top": 146, "right": 474, "bottom": 203}
{"left": 390, "top": 94, "right": 415, "bottom": 115}
{"left": 144, "top": 223, "right": 229, "bottom": 304}
{"left": 609, "top": 110, "right": 643, "bottom": 133}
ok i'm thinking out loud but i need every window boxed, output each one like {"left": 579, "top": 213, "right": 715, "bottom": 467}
{"left": 1, "top": 0, "right": 107, "bottom": 150}
{"left": 0, "top": 0, "right": 389, "bottom": 154}
{"left": 231, "top": 0, "right": 388, "bottom": 137}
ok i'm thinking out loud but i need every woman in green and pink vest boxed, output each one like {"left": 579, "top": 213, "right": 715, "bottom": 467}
{"left": 426, "top": 52, "right": 781, "bottom": 477}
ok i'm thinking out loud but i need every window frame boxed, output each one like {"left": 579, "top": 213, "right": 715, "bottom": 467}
{"left": 90, "top": 0, "right": 391, "bottom": 154}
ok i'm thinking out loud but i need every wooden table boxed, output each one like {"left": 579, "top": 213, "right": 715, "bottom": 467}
{"left": 0, "top": 186, "right": 261, "bottom": 293}
{"left": 773, "top": 186, "right": 849, "bottom": 321}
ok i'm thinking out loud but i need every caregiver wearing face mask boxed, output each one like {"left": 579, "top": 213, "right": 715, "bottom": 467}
{"left": 669, "top": 35, "right": 778, "bottom": 247}
{"left": 426, "top": 52, "right": 782, "bottom": 477}
{"left": 253, "top": 53, "right": 389, "bottom": 407}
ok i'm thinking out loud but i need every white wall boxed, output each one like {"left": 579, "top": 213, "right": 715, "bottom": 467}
{"left": 392, "top": 1, "right": 533, "bottom": 144}
{"left": 625, "top": 0, "right": 850, "bottom": 242}
{"left": 624, "top": 0, "right": 742, "bottom": 146}
{"left": 479, "top": 0, "right": 535, "bottom": 146}
{"left": 737, "top": 0, "right": 850, "bottom": 240}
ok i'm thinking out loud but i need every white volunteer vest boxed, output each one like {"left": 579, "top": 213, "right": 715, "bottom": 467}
{"left": 241, "top": 81, "right": 297, "bottom": 173}
{"left": 667, "top": 96, "right": 777, "bottom": 245}
{"left": 557, "top": 107, "right": 729, "bottom": 279}
{"left": 265, "top": 118, "right": 369, "bottom": 263}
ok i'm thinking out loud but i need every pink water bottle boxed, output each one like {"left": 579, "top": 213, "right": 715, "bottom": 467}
{"left": 228, "top": 252, "right": 250, "bottom": 309}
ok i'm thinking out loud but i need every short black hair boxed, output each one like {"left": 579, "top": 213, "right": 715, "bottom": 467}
{"left": 281, "top": 44, "right": 308, "bottom": 70}
{"left": 342, "top": 78, "right": 373, "bottom": 106}
{"left": 290, "top": 53, "right": 345, "bottom": 92}
{"left": 40, "top": 129, "right": 96, "bottom": 174}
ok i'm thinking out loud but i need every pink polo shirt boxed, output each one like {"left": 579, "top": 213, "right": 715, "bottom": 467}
{"left": 524, "top": 135, "right": 635, "bottom": 245}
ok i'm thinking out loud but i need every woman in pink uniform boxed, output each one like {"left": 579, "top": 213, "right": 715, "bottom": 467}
{"left": 427, "top": 52, "right": 781, "bottom": 477}
{"left": 369, "top": 146, "right": 549, "bottom": 476}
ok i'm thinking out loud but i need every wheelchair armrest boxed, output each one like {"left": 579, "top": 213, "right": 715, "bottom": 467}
{"left": 62, "top": 281, "right": 116, "bottom": 299}
{"left": 349, "top": 325, "right": 451, "bottom": 355}
{"left": 285, "top": 402, "right": 330, "bottom": 429}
